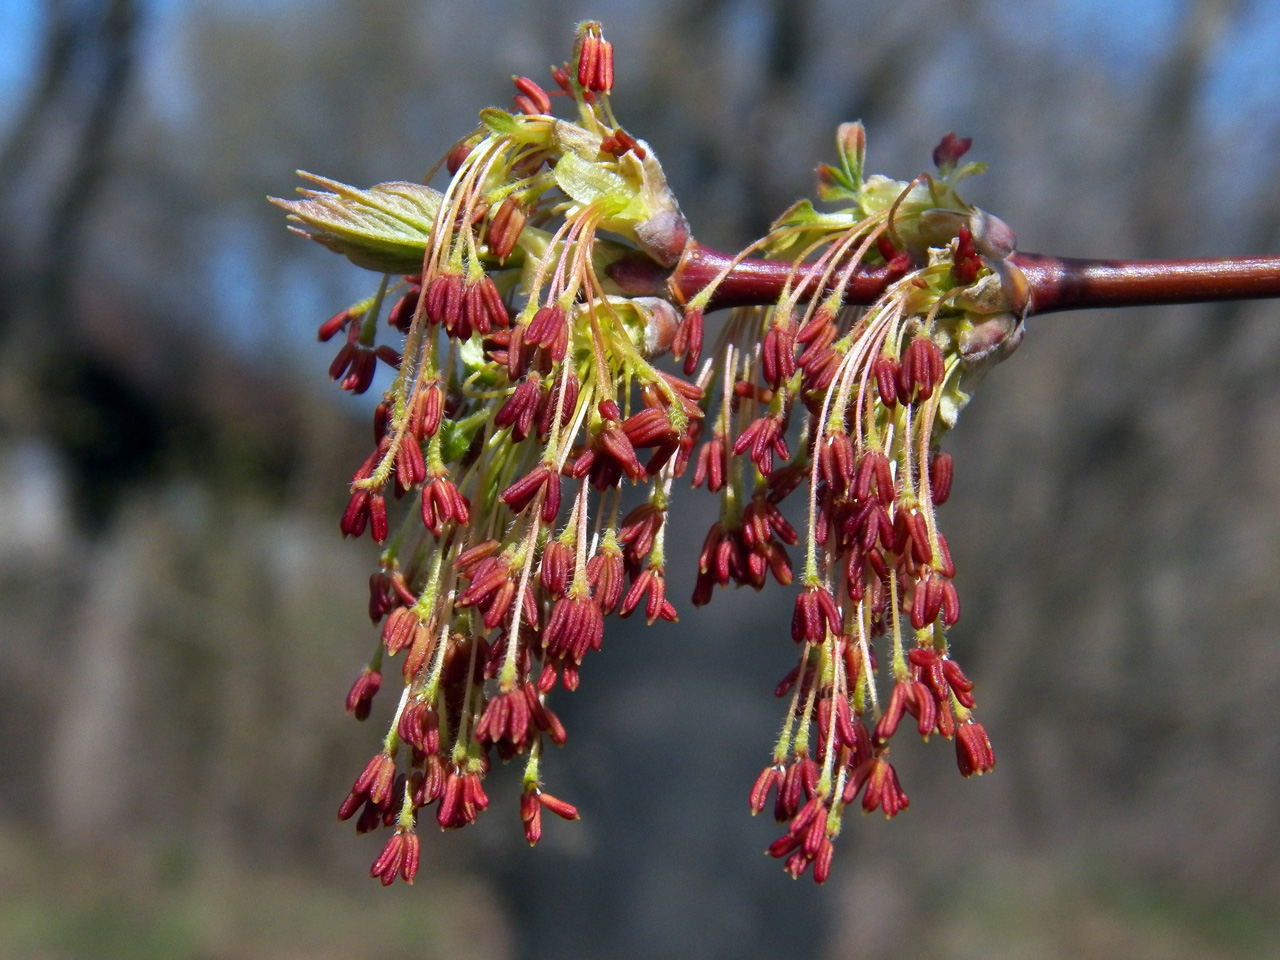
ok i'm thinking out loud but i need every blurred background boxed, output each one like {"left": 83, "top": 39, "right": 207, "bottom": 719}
{"left": 2, "top": 0, "right": 1279, "bottom": 957}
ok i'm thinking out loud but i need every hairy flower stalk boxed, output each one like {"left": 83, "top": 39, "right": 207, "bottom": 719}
{"left": 273, "top": 23, "right": 1273, "bottom": 885}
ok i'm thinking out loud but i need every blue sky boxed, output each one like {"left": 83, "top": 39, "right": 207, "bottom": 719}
{"left": 3, "top": 0, "right": 1278, "bottom": 134}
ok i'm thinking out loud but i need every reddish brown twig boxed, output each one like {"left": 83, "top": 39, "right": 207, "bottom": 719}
{"left": 607, "top": 243, "right": 1280, "bottom": 317}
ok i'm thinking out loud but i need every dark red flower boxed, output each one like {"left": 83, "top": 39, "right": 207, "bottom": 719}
{"left": 370, "top": 829, "right": 420, "bottom": 886}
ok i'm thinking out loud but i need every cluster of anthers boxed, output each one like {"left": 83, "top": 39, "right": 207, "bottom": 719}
{"left": 274, "top": 21, "right": 1027, "bottom": 886}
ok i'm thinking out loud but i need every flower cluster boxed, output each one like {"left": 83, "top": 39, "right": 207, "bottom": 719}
{"left": 681, "top": 124, "right": 1021, "bottom": 881}
{"left": 275, "top": 22, "right": 1025, "bottom": 887}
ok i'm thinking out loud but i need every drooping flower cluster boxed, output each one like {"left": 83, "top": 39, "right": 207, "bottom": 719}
{"left": 679, "top": 125, "right": 1022, "bottom": 881}
{"left": 274, "top": 22, "right": 1025, "bottom": 887}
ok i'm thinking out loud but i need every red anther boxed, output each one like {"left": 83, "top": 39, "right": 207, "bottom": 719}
{"left": 670, "top": 306, "right": 704, "bottom": 375}
{"left": 345, "top": 667, "right": 381, "bottom": 721}
{"left": 441, "top": 275, "right": 467, "bottom": 337}
{"left": 932, "top": 131, "right": 973, "bottom": 170}
{"left": 521, "top": 790, "right": 542, "bottom": 845}
{"left": 747, "top": 496, "right": 797, "bottom": 548}
{"left": 796, "top": 319, "right": 836, "bottom": 373}
{"left": 749, "top": 766, "right": 783, "bottom": 815}
{"left": 774, "top": 756, "right": 811, "bottom": 822}
{"left": 402, "top": 622, "right": 436, "bottom": 679}
{"left": 550, "top": 64, "right": 572, "bottom": 92}
{"left": 910, "top": 576, "right": 928, "bottom": 630}
{"left": 465, "top": 773, "right": 490, "bottom": 813}
{"left": 408, "top": 381, "right": 442, "bottom": 441}
{"left": 368, "top": 494, "right": 388, "bottom": 543}
{"left": 834, "top": 694, "right": 859, "bottom": 751}
{"left": 526, "top": 303, "right": 567, "bottom": 353}
{"left": 374, "top": 345, "right": 402, "bottom": 369}
{"left": 935, "top": 531, "right": 956, "bottom": 578}
{"left": 930, "top": 452, "right": 953, "bottom": 505}
{"left": 421, "top": 474, "right": 470, "bottom": 534}
{"left": 537, "top": 373, "right": 579, "bottom": 440}
{"left": 475, "top": 275, "right": 510, "bottom": 331}
{"left": 761, "top": 323, "right": 796, "bottom": 390}
{"left": 791, "top": 586, "right": 841, "bottom": 644}
{"left": 691, "top": 569, "right": 715, "bottom": 606}
{"left": 619, "top": 502, "right": 666, "bottom": 564}
{"left": 904, "top": 338, "right": 935, "bottom": 400}
{"left": 652, "top": 369, "right": 704, "bottom": 409}
{"left": 352, "top": 752, "right": 397, "bottom": 808}
{"left": 395, "top": 436, "right": 426, "bottom": 491}
{"left": 341, "top": 488, "right": 371, "bottom": 538}
{"left": 436, "top": 773, "right": 463, "bottom": 828}
{"left": 915, "top": 651, "right": 949, "bottom": 705}
{"left": 606, "top": 127, "right": 643, "bottom": 160}
{"left": 544, "top": 594, "right": 605, "bottom": 663}
{"left": 907, "top": 681, "right": 938, "bottom": 738}
{"left": 340, "top": 350, "right": 375, "bottom": 393}
{"left": 373, "top": 401, "right": 391, "bottom": 445}
{"left": 763, "top": 541, "right": 794, "bottom": 587}
{"left": 513, "top": 75, "right": 552, "bottom": 114}
{"left": 813, "top": 838, "right": 835, "bottom": 885}
{"left": 622, "top": 408, "right": 676, "bottom": 448}
{"left": 458, "top": 553, "right": 514, "bottom": 607}
{"left": 788, "top": 796, "right": 823, "bottom": 840}
{"left": 924, "top": 575, "right": 944, "bottom": 625}
{"left": 387, "top": 286, "right": 420, "bottom": 332}
{"left": 496, "top": 373, "right": 543, "bottom": 442}
{"left": 773, "top": 662, "right": 801, "bottom": 698}
{"left": 941, "top": 658, "right": 974, "bottom": 693}
{"left": 860, "top": 757, "right": 909, "bottom": 817}
{"left": 423, "top": 275, "right": 448, "bottom": 325}
{"left": 853, "top": 452, "right": 874, "bottom": 503}
{"left": 476, "top": 689, "right": 534, "bottom": 751}
{"left": 595, "top": 38, "right": 614, "bottom": 93}
{"left": 318, "top": 308, "right": 353, "bottom": 342}
{"left": 692, "top": 436, "right": 726, "bottom": 491}
{"left": 620, "top": 565, "right": 677, "bottom": 624}
{"left": 697, "top": 522, "right": 744, "bottom": 589}
{"left": 367, "top": 572, "right": 395, "bottom": 622}
{"left": 370, "top": 830, "right": 420, "bottom": 886}
{"left": 863, "top": 506, "right": 891, "bottom": 558}
{"left": 501, "top": 323, "right": 528, "bottom": 380}
{"left": 874, "top": 682, "right": 909, "bottom": 745}
{"left": 576, "top": 30, "right": 599, "bottom": 89}
{"left": 500, "top": 464, "right": 557, "bottom": 516}
{"left": 456, "top": 538, "right": 501, "bottom": 574}
{"left": 598, "top": 420, "right": 647, "bottom": 482}
{"left": 598, "top": 398, "right": 621, "bottom": 422}
{"left": 956, "top": 721, "right": 995, "bottom": 777}
{"left": 445, "top": 138, "right": 474, "bottom": 175}
{"left": 866, "top": 358, "right": 895, "bottom": 409}
{"left": 560, "top": 660, "right": 580, "bottom": 692}
{"left": 538, "top": 791, "right": 580, "bottom": 821}
{"left": 819, "top": 432, "right": 855, "bottom": 494}
{"left": 768, "top": 833, "right": 800, "bottom": 860}
{"left": 940, "top": 578, "right": 961, "bottom": 625}
{"left": 907, "top": 646, "right": 938, "bottom": 669}
{"left": 872, "top": 453, "right": 895, "bottom": 505}
{"left": 906, "top": 512, "right": 933, "bottom": 564}
{"left": 732, "top": 415, "right": 790, "bottom": 476}
{"left": 488, "top": 197, "right": 528, "bottom": 264}
{"left": 588, "top": 543, "right": 626, "bottom": 614}
{"left": 539, "top": 539, "right": 574, "bottom": 598}
{"left": 953, "top": 224, "right": 981, "bottom": 284}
